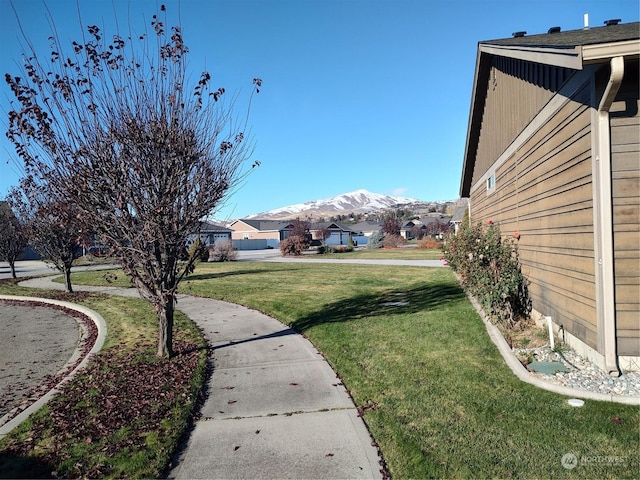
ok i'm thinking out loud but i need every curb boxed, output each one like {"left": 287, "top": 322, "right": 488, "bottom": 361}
{"left": 466, "top": 293, "right": 640, "bottom": 406}
{"left": 0, "top": 295, "right": 108, "bottom": 438}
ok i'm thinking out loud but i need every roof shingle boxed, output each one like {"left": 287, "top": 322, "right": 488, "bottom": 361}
{"left": 482, "top": 21, "right": 639, "bottom": 48}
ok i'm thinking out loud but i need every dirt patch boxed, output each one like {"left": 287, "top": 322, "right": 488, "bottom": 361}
{"left": 497, "top": 319, "right": 550, "bottom": 367}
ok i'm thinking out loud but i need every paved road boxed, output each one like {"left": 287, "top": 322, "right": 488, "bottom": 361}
{"left": 0, "top": 260, "right": 116, "bottom": 281}
{"left": 1, "top": 252, "right": 446, "bottom": 282}
{"left": 0, "top": 302, "right": 79, "bottom": 423}
{"left": 0, "top": 260, "right": 57, "bottom": 280}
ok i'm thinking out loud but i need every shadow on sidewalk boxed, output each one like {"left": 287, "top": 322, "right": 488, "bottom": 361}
{"left": 211, "top": 328, "right": 298, "bottom": 350}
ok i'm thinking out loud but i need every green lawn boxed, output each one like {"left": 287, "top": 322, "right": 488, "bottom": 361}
{"left": 320, "top": 246, "right": 444, "bottom": 260}
{"left": 67, "top": 261, "right": 639, "bottom": 479}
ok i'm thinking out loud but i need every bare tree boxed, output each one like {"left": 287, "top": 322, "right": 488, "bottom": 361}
{"left": 410, "top": 224, "right": 425, "bottom": 240}
{"left": 382, "top": 213, "right": 401, "bottom": 237}
{"left": 5, "top": 5, "right": 260, "bottom": 357}
{"left": 315, "top": 224, "right": 332, "bottom": 245}
{"left": 289, "top": 217, "right": 311, "bottom": 240}
{"left": 425, "top": 220, "right": 449, "bottom": 238}
{"left": 0, "top": 200, "right": 27, "bottom": 278}
{"left": 9, "top": 180, "right": 84, "bottom": 292}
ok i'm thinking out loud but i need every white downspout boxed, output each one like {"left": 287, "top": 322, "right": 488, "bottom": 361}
{"left": 594, "top": 56, "right": 624, "bottom": 376}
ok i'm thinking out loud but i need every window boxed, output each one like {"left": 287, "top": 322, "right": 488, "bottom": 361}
{"left": 486, "top": 174, "right": 496, "bottom": 194}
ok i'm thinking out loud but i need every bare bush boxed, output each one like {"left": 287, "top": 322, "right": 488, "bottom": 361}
{"left": 280, "top": 236, "right": 308, "bottom": 256}
{"left": 210, "top": 239, "right": 237, "bottom": 262}
{"left": 383, "top": 234, "right": 407, "bottom": 248}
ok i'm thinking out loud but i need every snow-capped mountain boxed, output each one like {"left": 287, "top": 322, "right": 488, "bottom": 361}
{"left": 246, "top": 189, "right": 420, "bottom": 220}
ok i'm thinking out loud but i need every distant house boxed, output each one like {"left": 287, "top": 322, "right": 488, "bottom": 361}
{"left": 350, "top": 221, "right": 382, "bottom": 236}
{"left": 309, "top": 222, "right": 357, "bottom": 246}
{"left": 229, "top": 218, "right": 360, "bottom": 248}
{"left": 419, "top": 215, "right": 452, "bottom": 238}
{"left": 188, "top": 221, "right": 232, "bottom": 247}
{"left": 400, "top": 220, "right": 423, "bottom": 240}
{"left": 450, "top": 206, "right": 467, "bottom": 233}
{"left": 229, "top": 219, "right": 292, "bottom": 249}
{"left": 460, "top": 21, "right": 639, "bottom": 373}
{"left": 349, "top": 221, "right": 383, "bottom": 245}
{"left": 400, "top": 216, "right": 451, "bottom": 240}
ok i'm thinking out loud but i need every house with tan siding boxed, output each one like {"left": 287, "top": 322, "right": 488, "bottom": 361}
{"left": 461, "top": 21, "right": 639, "bottom": 374}
{"left": 229, "top": 219, "right": 291, "bottom": 242}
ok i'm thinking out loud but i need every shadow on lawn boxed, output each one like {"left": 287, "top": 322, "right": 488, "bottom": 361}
{"left": 0, "top": 453, "right": 55, "bottom": 479}
{"left": 292, "top": 282, "right": 466, "bottom": 333}
{"left": 185, "top": 267, "right": 291, "bottom": 282}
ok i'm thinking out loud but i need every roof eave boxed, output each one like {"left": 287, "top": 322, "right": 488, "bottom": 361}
{"left": 479, "top": 43, "right": 583, "bottom": 69}
{"left": 582, "top": 39, "right": 640, "bottom": 63}
{"left": 460, "top": 37, "right": 639, "bottom": 198}
{"left": 460, "top": 48, "right": 490, "bottom": 197}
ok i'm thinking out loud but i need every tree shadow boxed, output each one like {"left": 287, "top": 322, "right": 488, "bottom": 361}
{"left": 0, "top": 453, "right": 56, "bottom": 479}
{"left": 291, "top": 282, "right": 467, "bottom": 333}
{"left": 185, "top": 267, "right": 291, "bottom": 282}
{"left": 211, "top": 328, "right": 298, "bottom": 351}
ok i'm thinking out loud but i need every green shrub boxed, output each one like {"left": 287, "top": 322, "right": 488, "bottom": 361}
{"left": 442, "top": 221, "right": 531, "bottom": 328}
{"left": 188, "top": 237, "right": 209, "bottom": 263}
{"left": 367, "top": 230, "right": 384, "bottom": 249}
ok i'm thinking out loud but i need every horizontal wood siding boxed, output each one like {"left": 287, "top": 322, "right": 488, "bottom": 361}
{"left": 471, "top": 82, "right": 597, "bottom": 349}
{"left": 471, "top": 59, "right": 558, "bottom": 187}
{"left": 610, "top": 61, "right": 640, "bottom": 356}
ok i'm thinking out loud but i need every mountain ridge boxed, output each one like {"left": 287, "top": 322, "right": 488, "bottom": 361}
{"left": 244, "top": 189, "right": 435, "bottom": 220}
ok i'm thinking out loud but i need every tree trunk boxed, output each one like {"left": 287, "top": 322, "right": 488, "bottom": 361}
{"left": 9, "top": 261, "right": 17, "bottom": 279}
{"left": 157, "top": 296, "right": 175, "bottom": 358}
{"left": 63, "top": 265, "right": 73, "bottom": 293}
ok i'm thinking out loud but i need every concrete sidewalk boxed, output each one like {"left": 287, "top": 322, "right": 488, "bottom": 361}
{"left": 265, "top": 256, "right": 447, "bottom": 267}
{"left": 18, "top": 276, "right": 383, "bottom": 479}
{"left": 169, "top": 296, "right": 382, "bottom": 479}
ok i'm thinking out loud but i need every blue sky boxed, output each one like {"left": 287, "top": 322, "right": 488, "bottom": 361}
{"left": 1, "top": 0, "right": 638, "bottom": 219}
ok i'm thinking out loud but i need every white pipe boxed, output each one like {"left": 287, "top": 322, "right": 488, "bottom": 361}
{"left": 546, "top": 316, "right": 555, "bottom": 350}
{"left": 584, "top": 13, "right": 589, "bottom": 29}
{"left": 595, "top": 56, "right": 624, "bottom": 376}
{"left": 598, "top": 56, "right": 624, "bottom": 112}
